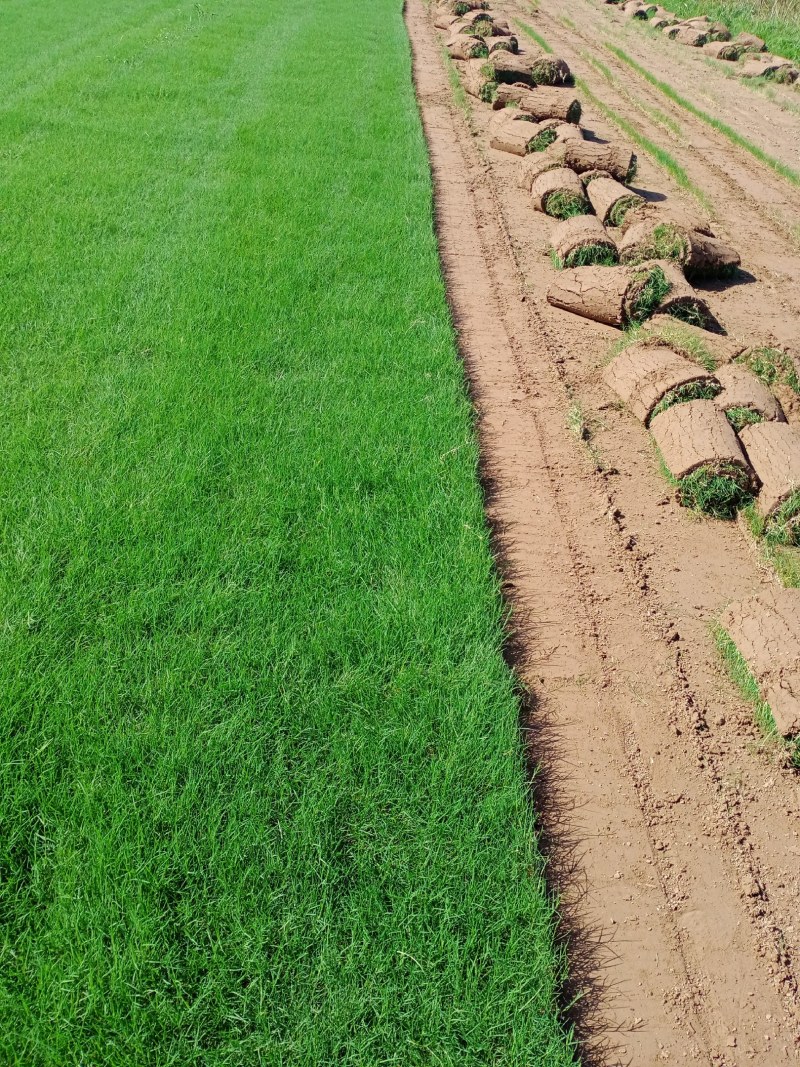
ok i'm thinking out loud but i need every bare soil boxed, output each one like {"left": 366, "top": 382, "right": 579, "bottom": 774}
{"left": 407, "top": 0, "right": 800, "bottom": 1062}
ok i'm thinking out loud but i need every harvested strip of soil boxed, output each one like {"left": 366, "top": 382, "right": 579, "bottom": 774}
{"left": 551, "top": 214, "right": 618, "bottom": 266}
{"left": 561, "top": 139, "right": 637, "bottom": 182}
{"left": 604, "top": 342, "right": 718, "bottom": 423}
{"left": 531, "top": 167, "right": 590, "bottom": 218}
{"left": 739, "top": 421, "right": 800, "bottom": 517}
{"left": 720, "top": 588, "right": 800, "bottom": 737}
{"left": 714, "top": 364, "right": 785, "bottom": 424}
{"left": 546, "top": 262, "right": 672, "bottom": 326}
{"left": 587, "top": 175, "right": 644, "bottom": 227}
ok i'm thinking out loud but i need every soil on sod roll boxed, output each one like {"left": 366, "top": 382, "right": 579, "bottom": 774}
{"left": 486, "top": 35, "right": 519, "bottom": 53}
{"left": 464, "top": 58, "right": 497, "bottom": 101}
{"left": 720, "top": 588, "right": 800, "bottom": 737}
{"left": 587, "top": 176, "right": 645, "bottom": 228}
{"left": 546, "top": 262, "right": 673, "bottom": 326}
{"left": 530, "top": 167, "right": 590, "bottom": 218}
{"left": 739, "top": 422, "right": 800, "bottom": 528}
{"left": 493, "top": 84, "right": 582, "bottom": 122}
{"left": 603, "top": 343, "right": 719, "bottom": 423}
{"left": 650, "top": 399, "right": 754, "bottom": 516}
{"left": 529, "top": 54, "right": 573, "bottom": 86}
{"left": 713, "top": 364, "right": 786, "bottom": 425}
{"left": 666, "top": 25, "right": 709, "bottom": 45}
{"left": 551, "top": 215, "right": 618, "bottom": 268}
{"left": 735, "top": 31, "right": 767, "bottom": 52}
{"left": 618, "top": 221, "right": 740, "bottom": 278}
{"left": 481, "top": 52, "right": 537, "bottom": 87}
{"left": 652, "top": 261, "right": 712, "bottom": 327}
{"left": 490, "top": 114, "right": 558, "bottom": 157}
{"left": 560, "top": 140, "right": 637, "bottom": 183}
{"left": 447, "top": 34, "right": 488, "bottom": 59}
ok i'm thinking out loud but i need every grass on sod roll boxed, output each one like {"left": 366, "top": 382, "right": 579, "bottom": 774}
{"left": 629, "top": 222, "right": 688, "bottom": 263}
{"left": 677, "top": 463, "right": 754, "bottom": 517}
{"left": 649, "top": 379, "right": 722, "bottom": 419}
{"left": 712, "top": 625, "right": 800, "bottom": 764}
{"left": 610, "top": 321, "right": 718, "bottom": 370}
{"left": 606, "top": 45, "right": 800, "bottom": 188}
{"left": 629, "top": 265, "right": 672, "bottom": 324}
{"left": 553, "top": 243, "right": 620, "bottom": 268}
{"left": 725, "top": 406, "right": 764, "bottom": 431}
{"left": 608, "top": 194, "right": 644, "bottom": 227}
{"left": 470, "top": 17, "right": 494, "bottom": 36}
{"left": 530, "top": 128, "right": 559, "bottom": 152}
{"left": 545, "top": 191, "right": 590, "bottom": 218}
{"left": 0, "top": 0, "right": 577, "bottom": 1062}
{"left": 736, "top": 346, "right": 800, "bottom": 393}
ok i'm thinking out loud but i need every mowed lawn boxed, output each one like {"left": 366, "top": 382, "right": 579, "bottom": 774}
{"left": 0, "top": 1, "right": 576, "bottom": 1063}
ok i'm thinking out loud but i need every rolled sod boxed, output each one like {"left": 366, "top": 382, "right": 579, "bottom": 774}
{"left": 714, "top": 364, "right": 786, "bottom": 427}
{"left": 651, "top": 262, "right": 712, "bottom": 329}
{"left": 735, "top": 31, "right": 767, "bottom": 52}
{"left": 486, "top": 35, "right": 519, "bottom": 54}
{"left": 703, "top": 41, "right": 746, "bottom": 60}
{"left": 741, "top": 57, "right": 798, "bottom": 82}
{"left": 550, "top": 215, "right": 618, "bottom": 268}
{"left": 546, "top": 262, "right": 674, "bottom": 327}
{"left": 561, "top": 140, "right": 637, "bottom": 183}
{"left": 463, "top": 58, "right": 498, "bottom": 101}
{"left": 493, "top": 84, "right": 582, "bottom": 123}
{"left": 529, "top": 54, "right": 573, "bottom": 86}
{"left": 587, "top": 176, "right": 645, "bottom": 228}
{"left": 640, "top": 315, "right": 748, "bottom": 368}
{"left": 480, "top": 52, "right": 538, "bottom": 87}
{"left": 518, "top": 145, "right": 568, "bottom": 191}
{"left": 447, "top": 33, "right": 489, "bottom": 60}
{"left": 618, "top": 220, "right": 740, "bottom": 279}
{"left": 603, "top": 343, "right": 719, "bottom": 424}
{"left": 720, "top": 588, "right": 800, "bottom": 737}
{"left": 665, "top": 25, "right": 708, "bottom": 46}
{"left": 739, "top": 422, "right": 800, "bottom": 540}
{"left": 434, "top": 10, "right": 463, "bottom": 29}
{"left": 530, "top": 168, "right": 590, "bottom": 219}
{"left": 707, "top": 21, "right": 732, "bottom": 41}
{"left": 490, "top": 114, "right": 559, "bottom": 157}
{"left": 651, "top": 399, "right": 754, "bottom": 512}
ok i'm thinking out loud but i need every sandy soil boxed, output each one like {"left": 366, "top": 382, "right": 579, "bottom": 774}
{"left": 407, "top": 1, "right": 800, "bottom": 1063}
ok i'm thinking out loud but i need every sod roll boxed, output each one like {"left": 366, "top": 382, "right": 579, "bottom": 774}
{"left": 529, "top": 54, "right": 573, "bottom": 86}
{"left": 587, "top": 176, "right": 645, "bottom": 228}
{"left": 640, "top": 315, "right": 748, "bottom": 366}
{"left": 434, "top": 11, "right": 463, "bottom": 29}
{"left": 447, "top": 34, "right": 489, "bottom": 60}
{"left": 703, "top": 41, "right": 745, "bottom": 60}
{"left": 604, "top": 343, "right": 718, "bottom": 423}
{"left": 561, "top": 140, "right": 637, "bottom": 183}
{"left": 740, "top": 57, "right": 798, "bottom": 81}
{"left": 490, "top": 114, "right": 559, "bottom": 157}
{"left": 735, "top": 31, "right": 767, "bottom": 52}
{"left": 550, "top": 215, "right": 618, "bottom": 268}
{"left": 665, "top": 25, "right": 708, "bottom": 45}
{"left": 518, "top": 145, "right": 568, "bottom": 191}
{"left": 714, "top": 364, "right": 786, "bottom": 425}
{"left": 739, "top": 422, "right": 800, "bottom": 519}
{"left": 463, "top": 58, "right": 497, "bottom": 101}
{"left": 530, "top": 168, "right": 590, "bottom": 219}
{"left": 486, "top": 35, "right": 519, "bottom": 54}
{"left": 720, "top": 588, "right": 800, "bottom": 737}
{"left": 493, "top": 84, "right": 582, "bottom": 123}
{"left": 653, "top": 261, "right": 713, "bottom": 328}
{"left": 482, "top": 52, "right": 537, "bottom": 87}
{"left": 651, "top": 398, "right": 751, "bottom": 480}
{"left": 546, "top": 263, "right": 674, "bottom": 327}
{"left": 618, "top": 220, "right": 740, "bottom": 278}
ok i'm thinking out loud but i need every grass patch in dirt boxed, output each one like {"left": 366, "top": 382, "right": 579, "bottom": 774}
{"left": 736, "top": 346, "right": 800, "bottom": 393}
{"left": 513, "top": 17, "right": 555, "bottom": 52}
{"left": 629, "top": 264, "right": 672, "bottom": 323}
{"left": 606, "top": 45, "right": 800, "bottom": 188}
{"left": 712, "top": 625, "right": 800, "bottom": 764}
{"left": 574, "top": 77, "right": 713, "bottom": 210}
{"left": 650, "top": 379, "right": 722, "bottom": 419}
{"left": 443, "top": 47, "right": 472, "bottom": 114}
{"left": 742, "top": 505, "right": 800, "bottom": 585}
{"left": 0, "top": 0, "right": 578, "bottom": 1062}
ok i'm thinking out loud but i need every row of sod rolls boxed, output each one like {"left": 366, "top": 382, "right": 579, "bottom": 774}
{"left": 605, "top": 0, "right": 800, "bottom": 83}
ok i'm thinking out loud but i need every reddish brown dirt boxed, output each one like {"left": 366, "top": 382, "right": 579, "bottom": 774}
{"left": 407, "top": 0, "right": 800, "bottom": 1063}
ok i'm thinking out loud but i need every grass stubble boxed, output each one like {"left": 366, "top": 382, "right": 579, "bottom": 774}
{"left": 0, "top": 0, "right": 577, "bottom": 1063}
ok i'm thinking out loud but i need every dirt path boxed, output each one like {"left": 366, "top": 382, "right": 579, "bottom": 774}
{"left": 407, "top": 1, "right": 800, "bottom": 1063}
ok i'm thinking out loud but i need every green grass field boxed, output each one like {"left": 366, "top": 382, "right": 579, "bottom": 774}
{"left": 0, "top": 1, "right": 576, "bottom": 1063}
{"left": 645, "top": 0, "right": 800, "bottom": 64}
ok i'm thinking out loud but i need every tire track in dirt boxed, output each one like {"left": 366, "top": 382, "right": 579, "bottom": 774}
{"left": 408, "top": 1, "right": 800, "bottom": 1063}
